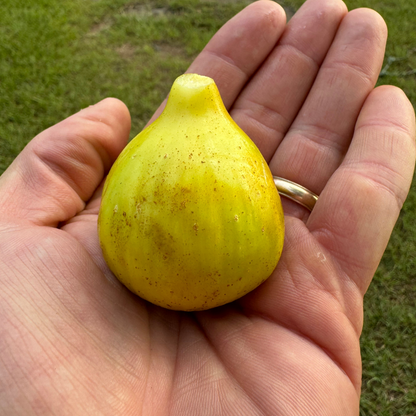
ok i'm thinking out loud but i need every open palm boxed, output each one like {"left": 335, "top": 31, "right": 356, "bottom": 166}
{"left": 0, "top": 0, "right": 414, "bottom": 415}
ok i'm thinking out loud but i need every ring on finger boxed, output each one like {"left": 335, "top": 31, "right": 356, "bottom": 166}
{"left": 273, "top": 176, "right": 319, "bottom": 212}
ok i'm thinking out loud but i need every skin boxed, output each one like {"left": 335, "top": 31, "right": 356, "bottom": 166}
{"left": 0, "top": 0, "right": 414, "bottom": 414}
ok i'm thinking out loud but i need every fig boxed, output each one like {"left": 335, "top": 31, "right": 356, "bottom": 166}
{"left": 98, "top": 74, "right": 284, "bottom": 311}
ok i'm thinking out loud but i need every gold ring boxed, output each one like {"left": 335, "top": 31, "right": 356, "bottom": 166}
{"left": 273, "top": 176, "right": 318, "bottom": 211}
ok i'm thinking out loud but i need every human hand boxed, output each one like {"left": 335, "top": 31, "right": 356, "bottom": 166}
{"left": 0, "top": 0, "right": 414, "bottom": 415}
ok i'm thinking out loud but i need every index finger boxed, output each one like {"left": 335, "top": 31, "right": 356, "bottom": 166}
{"left": 147, "top": 0, "right": 286, "bottom": 124}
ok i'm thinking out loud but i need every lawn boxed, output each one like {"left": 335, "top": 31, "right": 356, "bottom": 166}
{"left": 0, "top": 0, "right": 415, "bottom": 414}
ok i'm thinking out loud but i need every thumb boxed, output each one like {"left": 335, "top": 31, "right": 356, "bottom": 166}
{"left": 0, "top": 98, "right": 131, "bottom": 227}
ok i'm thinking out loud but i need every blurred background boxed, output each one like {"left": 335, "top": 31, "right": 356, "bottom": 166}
{"left": 0, "top": 0, "right": 415, "bottom": 414}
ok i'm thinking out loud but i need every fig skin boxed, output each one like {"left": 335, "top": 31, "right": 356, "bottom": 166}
{"left": 98, "top": 74, "right": 284, "bottom": 311}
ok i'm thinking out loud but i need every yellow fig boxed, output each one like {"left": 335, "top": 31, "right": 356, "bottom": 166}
{"left": 98, "top": 74, "right": 284, "bottom": 311}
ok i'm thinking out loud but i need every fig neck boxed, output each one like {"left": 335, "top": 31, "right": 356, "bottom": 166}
{"left": 161, "top": 74, "right": 228, "bottom": 118}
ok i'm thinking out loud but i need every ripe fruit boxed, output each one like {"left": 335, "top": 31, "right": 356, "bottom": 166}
{"left": 98, "top": 74, "right": 284, "bottom": 311}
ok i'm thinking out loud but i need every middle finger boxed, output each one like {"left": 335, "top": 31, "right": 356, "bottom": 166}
{"left": 269, "top": 8, "right": 387, "bottom": 197}
{"left": 230, "top": 0, "right": 348, "bottom": 162}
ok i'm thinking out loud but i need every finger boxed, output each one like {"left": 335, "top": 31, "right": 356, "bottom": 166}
{"left": 60, "top": 181, "right": 115, "bottom": 280}
{"left": 269, "top": 8, "right": 387, "bottom": 197}
{"left": 308, "top": 86, "right": 416, "bottom": 294}
{"left": 0, "top": 98, "right": 131, "bottom": 226}
{"left": 147, "top": 0, "right": 286, "bottom": 124}
{"left": 230, "top": 0, "right": 348, "bottom": 161}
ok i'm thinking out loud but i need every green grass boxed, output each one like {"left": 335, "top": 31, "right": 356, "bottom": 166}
{"left": 0, "top": 0, "right": 415, "bottom": 414}
{"left": 0, "top": 0, "right": 253, "bottom": 171}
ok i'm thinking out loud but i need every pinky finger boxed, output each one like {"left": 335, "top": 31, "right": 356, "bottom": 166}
{"left": 308, "top": 85, "right": 415, "bottom": 294}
